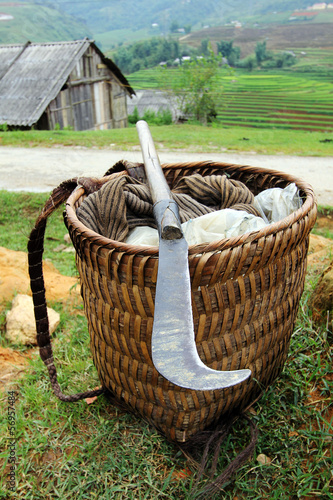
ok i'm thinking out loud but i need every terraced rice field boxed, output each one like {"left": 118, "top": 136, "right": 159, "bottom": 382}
{"left": 128, "top": 69, "right": 333, "bottom": 132}
{"left": 292, "top": 48, "right": 333, "bottom": 73}
{"left": 218, "top": 73, "right": 333, "bottom": 131}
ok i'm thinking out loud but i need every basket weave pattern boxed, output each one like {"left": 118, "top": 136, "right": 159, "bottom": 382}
{"left": 65, "top": 161, "right": 316, "bottom": 442}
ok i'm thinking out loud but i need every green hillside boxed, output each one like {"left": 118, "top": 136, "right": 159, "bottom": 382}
{"left": 1, "top": 1, "right": 333, "bottom": 52}
{"left": 0, "top": 1, "right": 92, "bottom": 45}
{"left": 44, "top": 0, "right": 320, "bottom": 33}
{"left": 7, "top": 0, "right": 332, "bottom": 50}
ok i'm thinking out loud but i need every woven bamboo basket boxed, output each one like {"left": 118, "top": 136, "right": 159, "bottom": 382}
{"left": 64, "top": 161, "right": 316, "bottom": 443}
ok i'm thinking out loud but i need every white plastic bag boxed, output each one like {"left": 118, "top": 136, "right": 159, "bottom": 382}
{"left": 182, "top": 209, "right": 266, "bottom": 245}
{"left": 126, "top": 226, "right": 160, "bottom": 246}
{"left": 125, "top": 209, "right": 267, "bottom": 247}
{"left": 254, "top": 183, "right": 301, "bottom": 224}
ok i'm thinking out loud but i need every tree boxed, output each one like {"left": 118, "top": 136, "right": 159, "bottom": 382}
{"left": 217, "top": 40, "right": 240, "bottom": 66}
{"left": 112, "top": 38, "right": 182, "bottom": 73}
{"left": 170, "top": 20, "right": 179, "bottom": 33}
{"left": 217, "top": 40, "right": 233, "bottom": 58}
{"left": 237, "top": 55, "right": 257, "bottom": 71}
{"left": 163, "top": 47, "right": 223, "bottom": 124}
{"left": 244, "top": 56, "right": 256, "bottom": 71}
{"left": 201, "top": 38, "right": 210, "bottom": 56}
{"left": 255, "top": 41, "right": 267, "bottom": 66}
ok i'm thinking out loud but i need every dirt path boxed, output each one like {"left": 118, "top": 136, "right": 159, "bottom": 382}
{"left": 0, "top": 146, "right": 332, "bottom": 206}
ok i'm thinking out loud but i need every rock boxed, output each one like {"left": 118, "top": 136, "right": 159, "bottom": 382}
{"left": 257, "top": 453, "right": 272, "bottom": 465}
{"left": 311, "top": 260, "right": 333, "bottom": 330}
{"left": 53, "top": 244, "right": 75, "bottom": 253}
{"left": 64, "top": 233, "right": 71, "bottom": 244}
{"left": 0, "top": 246, "right": 81, "bottom": 304}
{"left": 6, "top": 294, "right": 60, "bottom": 345}
{"left": 53, "top": 244, "right": 68, "bottom": 252}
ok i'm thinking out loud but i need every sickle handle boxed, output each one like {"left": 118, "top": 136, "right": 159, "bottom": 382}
{"left": 136, "top": 120, "right": 182, "bottom": 240}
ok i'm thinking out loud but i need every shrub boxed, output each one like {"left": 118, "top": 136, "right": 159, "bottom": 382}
{"left": 236, "top": 55, "right": 257, "bottom": 71}
{"left": 143, "top": 108, "right": 173, "bottom": 125}
{"left": 128, "top": 107, "right": 173, "bottom": 125}
{"left": 128, "top": 106, "right": 140, "bottom": 124}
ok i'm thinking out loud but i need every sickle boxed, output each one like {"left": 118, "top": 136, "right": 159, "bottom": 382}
{"left": 136, "top": 120, "right": 251, "bottom": 391}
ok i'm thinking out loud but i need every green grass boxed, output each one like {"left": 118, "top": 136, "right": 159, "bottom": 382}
{"left": 1, "top": 125, "right": 333, "bottom": 156}
{"left": 0, "top": 191, "right": 332, "bottom": 499}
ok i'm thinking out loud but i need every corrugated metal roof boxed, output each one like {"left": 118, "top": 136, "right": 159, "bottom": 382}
{"left": 0, "top": 42, "right": 29, "bottom": 80}
{"left": 0, "top": 39, "right": 135, "bottom": 127}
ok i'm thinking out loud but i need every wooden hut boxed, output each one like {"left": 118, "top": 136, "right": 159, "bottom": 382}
{"left": 0, "top": 39, "right": 135, "bottom": 130}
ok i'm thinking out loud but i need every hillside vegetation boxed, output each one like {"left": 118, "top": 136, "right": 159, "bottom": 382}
{"left": 0, "top": 1, "right": 91, "bottom": 45}
{"left": 34, "top": 0, "right": 312, "bottom": 34}
{"left": 2, "top": 0, "right": 332, "bottom": 49}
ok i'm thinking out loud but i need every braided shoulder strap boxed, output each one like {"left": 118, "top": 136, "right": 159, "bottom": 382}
{"left": 27, "top": 178, "right": 105, "bottom": 402}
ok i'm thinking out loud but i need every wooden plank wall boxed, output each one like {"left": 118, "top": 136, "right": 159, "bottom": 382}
{"left": 46, "top": 45, "right": 128, "bottom": 131}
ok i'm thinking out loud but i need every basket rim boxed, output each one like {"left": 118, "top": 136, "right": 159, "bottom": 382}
{"left": 65, "top": 161, "right": 317, "bottom": 257}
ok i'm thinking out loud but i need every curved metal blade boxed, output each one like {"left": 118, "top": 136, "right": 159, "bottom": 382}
{"left": 152, "top": 237, "right": 251, "bottom": 391}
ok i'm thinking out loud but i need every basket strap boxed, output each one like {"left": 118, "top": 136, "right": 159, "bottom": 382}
{"left": 28, "top": 178, "right": 105, "bottom": 402}
{"left": 184, "top": 413, "right": 258, "bottom": 498}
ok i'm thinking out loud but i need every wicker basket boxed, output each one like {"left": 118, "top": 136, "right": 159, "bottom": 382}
{"left": 64, "top": 161, "right": 316, "bottom": 443}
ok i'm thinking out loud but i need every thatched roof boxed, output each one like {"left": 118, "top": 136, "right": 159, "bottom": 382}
{"left": 0, "top": 39, "right": 135, "bottom": 127}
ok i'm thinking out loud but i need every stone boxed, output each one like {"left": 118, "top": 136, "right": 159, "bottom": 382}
{"left": 53, "top": 243, "right": 75, "bottom": 253}
{"left": 6, "top": 294, "right": 60, "bottom": 345}
{"left": 0, "top": 246, "right": 81, "bottom": 304}
{"left": 64, "top": 233, "right": 71, "bottom": 244}
{"left": 257, "top": 453, "right": 272, "bottom": 465}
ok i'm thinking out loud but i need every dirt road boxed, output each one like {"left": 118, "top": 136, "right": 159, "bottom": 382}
{"left": 0, "top": 146, "right": 332, "bottom": 205}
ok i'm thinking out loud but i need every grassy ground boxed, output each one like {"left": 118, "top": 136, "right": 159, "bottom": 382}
{"left": 1, "top": 125, "right": 333, "bottom": 156}
{"left": 0, "top": 191, "right": 332, "bottom": 499}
